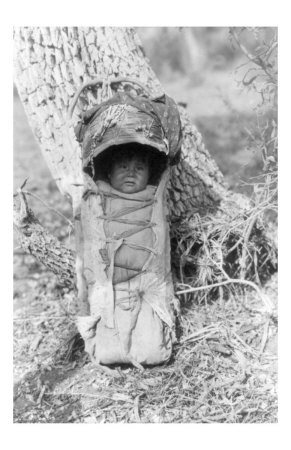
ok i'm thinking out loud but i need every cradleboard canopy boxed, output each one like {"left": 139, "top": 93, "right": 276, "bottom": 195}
{"left": 71, "top": 79, "right": 182, "bottom": 368}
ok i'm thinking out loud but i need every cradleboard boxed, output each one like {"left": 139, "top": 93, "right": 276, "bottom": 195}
{"left": 69, "top": 79, "right": 182, "bottom": 368}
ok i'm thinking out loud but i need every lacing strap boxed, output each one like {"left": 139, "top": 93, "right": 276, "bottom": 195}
{"left": 113, "top": 224, "right": 154, "bottom": 240}
{"left": 112, "top": 287, "right": 144, "bottom": 367}
{"left": 100, "top": 188, "right": 156, "bottom": 274}
{"left": 112, "top": 270, "right": 147, "bottom": 285}
{"left": 101, "top": 216, "right": 154, "bottom": 227}
{"left": 82, "top": 186, "right": 156, "bottom": 253}
{"left": 115, "top": 289, "right": 140, "bottom": 310}
{"left": 114, "top": 263, "right": 140, "bottom": 272}
{"left": 82, "top": 189, "right": 97, "bottom": 200}
{"left": 104, "top": 239, "right": 156, "bottom": 255}
{"left": 98, "top": 199, "right": 155, "bottom": 219}
{"left": 123, "top": 240, "right": 157, "bottom": 255}
{"left": 100, "top": 190, "right": 153, "bottom": 202}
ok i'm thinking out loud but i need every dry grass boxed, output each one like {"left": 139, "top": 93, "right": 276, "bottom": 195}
{"left": 171, "top": 190, "right": 277, "bottom": 305}
{"left": 13, "top": 253, "right": 277, "bottom": 423}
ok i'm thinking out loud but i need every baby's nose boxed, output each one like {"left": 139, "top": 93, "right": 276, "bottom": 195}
{"left": 128, "top": 164, "right": 136, "bottom": 175}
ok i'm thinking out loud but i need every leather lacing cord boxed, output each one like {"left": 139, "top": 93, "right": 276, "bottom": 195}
{"left": 113, "top": 291, "right": 144, "bottom": 370}
{"left": 68, "top": 80, "right": 166, "bottom": 369}
{"left": 99, "top": 189, "right": 156, "bottom": 263}
{"left": 102, "top": 189, "right": 155, "bottom": 369}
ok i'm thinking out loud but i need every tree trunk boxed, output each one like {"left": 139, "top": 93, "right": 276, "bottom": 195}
{"left": 14, "top": 27, "right": 274, "bottom": 293}
{"left": 13, "top": 27, "right": 227, "bottom": 218}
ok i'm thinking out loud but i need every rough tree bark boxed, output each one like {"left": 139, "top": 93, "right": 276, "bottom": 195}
{"left": 13, "top": 27, "right": 227, "bottom": 211}
{"left": 14, "top": 190, "right": 75, "bottom": 286}
{"left": 13, "top": 27, "right": 250, "bottom": 288}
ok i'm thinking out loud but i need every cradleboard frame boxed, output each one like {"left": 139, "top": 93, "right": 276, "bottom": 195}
{"left": 68, "top": 78, "right": 182, "bottom": 368}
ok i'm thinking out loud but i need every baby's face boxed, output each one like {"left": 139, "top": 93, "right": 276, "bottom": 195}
{"left": 108, "top": 155, "right": 150, "bottom": 194}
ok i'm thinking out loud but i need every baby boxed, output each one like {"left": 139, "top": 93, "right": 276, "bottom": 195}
{"left": 91, "top": 143, "right": 162, "bottom": 285}
{"left": 107, "top": 147, "right": 150, "bottom": 194}
{"left": 95, "top": 142, "right": 166, "bottom": 194}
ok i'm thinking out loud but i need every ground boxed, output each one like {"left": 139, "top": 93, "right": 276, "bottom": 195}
{"left": 13, "top": 30, "right": 277, "bottom": 422}
{"left": 13, "top": 252, "right": 277, "bottom": 422}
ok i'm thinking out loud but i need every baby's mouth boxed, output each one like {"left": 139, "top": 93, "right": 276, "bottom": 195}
{"left": 124, "top": 179, "right": 135, "bottom": 185}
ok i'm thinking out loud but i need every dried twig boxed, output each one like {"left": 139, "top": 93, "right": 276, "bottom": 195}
{"left": 176, "top": 278, "right": 273, "bottom": 313}
{"left": 21, "top": 189, "right": 73, "bottom": 229}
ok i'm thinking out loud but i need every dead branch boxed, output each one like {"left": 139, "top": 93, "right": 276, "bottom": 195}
{"left": 13, "top": 188, "right": 75, "bottom": 288}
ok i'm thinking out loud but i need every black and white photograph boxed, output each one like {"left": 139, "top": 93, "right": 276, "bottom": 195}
{"left": 13, "top": 24, "right": 278, "bottom": 429}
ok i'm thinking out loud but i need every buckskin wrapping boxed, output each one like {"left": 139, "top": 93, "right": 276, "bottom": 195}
{"left": 75, "top": 89, "right": 182, "bottom": 367}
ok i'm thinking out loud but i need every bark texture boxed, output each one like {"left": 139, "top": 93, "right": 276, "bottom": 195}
{"left": 13, "top": 27, "right": 227, "bottom": 219}
{"left": 14, "top": 27, "right": 257, "bottom": 290}
{"left": 14, "top": 191, "right": 75, "bottom": 286}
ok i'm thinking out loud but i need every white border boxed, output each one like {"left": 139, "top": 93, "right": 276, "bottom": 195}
{"left": 2, "top": 1, "right": 290, "bottom": 448}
